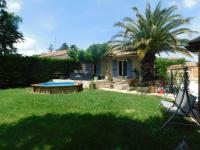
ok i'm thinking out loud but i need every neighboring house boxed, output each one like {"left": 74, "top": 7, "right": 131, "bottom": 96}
{"left": 39, "top": 50, "right": 68, "bottom": 59}
{"left": 167, "top": 61, "right": 198, "bottom": 80}
{"left": 82, "top": 50, "right": 142, "bottom": 79}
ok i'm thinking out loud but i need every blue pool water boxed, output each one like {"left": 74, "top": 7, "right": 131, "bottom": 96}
{"left": 39, "top": 82, "right": 75, "bottom": 87}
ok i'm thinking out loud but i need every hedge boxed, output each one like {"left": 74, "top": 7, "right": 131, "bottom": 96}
{"left": 0, "top": 55, "right": 81, "bottom": 88}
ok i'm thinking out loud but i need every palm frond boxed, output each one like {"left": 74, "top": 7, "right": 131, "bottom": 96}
{"left": 109, "top": 2, "right": 194, "bottom": 60}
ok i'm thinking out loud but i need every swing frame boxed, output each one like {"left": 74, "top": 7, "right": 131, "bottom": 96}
{"left": 161, "top": 67, "right": 200, "bottom": 129}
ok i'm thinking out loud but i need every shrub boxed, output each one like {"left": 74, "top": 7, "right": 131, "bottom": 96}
{"left": 89, "top": 80, "right": 96, "bottom": 89}
{"left": 0, "top": 55, "right": 81, "bottom": 88}
{"left": 128, "top": 79, "right": 138, "bottom": 86}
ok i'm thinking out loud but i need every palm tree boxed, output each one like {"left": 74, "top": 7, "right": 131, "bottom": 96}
{"left": 109, "top": 2, "right": 194, "bottom": 81}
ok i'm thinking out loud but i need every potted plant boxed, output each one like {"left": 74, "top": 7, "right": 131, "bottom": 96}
{"left": 128, "top": 79, "right": 138, "bottom": 91}
{"left": 147, "top": 81, "right": 156, "bottom": 93}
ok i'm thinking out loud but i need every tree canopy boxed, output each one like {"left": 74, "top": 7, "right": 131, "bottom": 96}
{"left": 87, "top": 43, "right": 108, "bottom": 63}
{"left": 68, "top": 44, "right": 79, "bottom": 61}
{"left": 57, "top": 42, "right": 69, "bottom": 50}
{"left": 48, "top": 44, "right": 54, "bottom": 52}
{"left": 109, "top": 1, "right": 194, "bottom": 81}
{"left": 67, "top": 43, "right": 108, "bottom": 63}
{"left": 0, "top": 0, "right": 23, "bottom": 55}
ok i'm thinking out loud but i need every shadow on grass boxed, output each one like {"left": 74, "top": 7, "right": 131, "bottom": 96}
{"left": 0, "top": 113, "right": 199, "bottom": 150}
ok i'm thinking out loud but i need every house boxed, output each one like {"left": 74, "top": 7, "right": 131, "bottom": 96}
{"left": 39, "top": 50, "right": 68, "bottom": 59}
{"left": 167, "top": 61, "right": 198, "bottom": 80}
{"left": 82, "top": 50, "right": 142, "bottom": 79}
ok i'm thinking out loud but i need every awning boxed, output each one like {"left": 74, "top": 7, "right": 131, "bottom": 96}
{"left": 186, "top": 36, "right": 200, "bottom": 52}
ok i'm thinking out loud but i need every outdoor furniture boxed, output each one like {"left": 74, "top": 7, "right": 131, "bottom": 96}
{"left": 160, "top": 67, "right": 200, "bottom": 129}
{"left": 161, "top": 89, "right": 197, "bottom": 115}
{"left": 69, "top": 72, "right": 93, "bottom": 80}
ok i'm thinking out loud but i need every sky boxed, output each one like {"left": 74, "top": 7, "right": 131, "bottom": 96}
{"left": 6, "top": 0, "right": 200, "bottom": 61}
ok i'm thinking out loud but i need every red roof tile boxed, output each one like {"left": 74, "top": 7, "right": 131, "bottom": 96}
{"left": 40, "top": 50, "right": 67, "bottom": 57}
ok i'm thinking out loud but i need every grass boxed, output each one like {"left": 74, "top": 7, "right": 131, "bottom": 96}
{"left": 0, "top": 88, "right": 199, "bottom": 150}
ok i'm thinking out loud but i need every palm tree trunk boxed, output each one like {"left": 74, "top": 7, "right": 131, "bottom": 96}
{"left": 141, "top": 52, "right": 156, "bottom": 81}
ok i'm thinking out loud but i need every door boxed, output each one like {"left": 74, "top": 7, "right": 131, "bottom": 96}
{"left": 119, "top": 61, "right": 123, "bottom": 76}
{"left": 123, "top": 61, "right": 127, "bottom": 76}
{"left": 118, "top": 61, "right": 127, "bottom": 77}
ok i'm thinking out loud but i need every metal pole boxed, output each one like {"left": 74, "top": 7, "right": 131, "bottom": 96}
{"left": 169, "top": 69, "right": 173, "bottom": 93}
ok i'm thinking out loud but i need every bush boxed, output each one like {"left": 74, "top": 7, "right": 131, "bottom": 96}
{"left": 155, "top": 58, "right": 186, "bottom": 81}
{"left": 0, "top": 55, "right": 81, "bottom": 88}
{"left": 89, "top": 80, "right": 96, "bottom": 89}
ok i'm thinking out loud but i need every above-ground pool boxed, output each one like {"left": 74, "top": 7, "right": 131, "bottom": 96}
{"left": 32, "top": 82, "right": 83, "bottom": 94}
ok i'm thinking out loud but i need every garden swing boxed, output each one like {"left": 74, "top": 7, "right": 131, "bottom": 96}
{"left": 160, "top": 67, "right": 200, "bottom": 129}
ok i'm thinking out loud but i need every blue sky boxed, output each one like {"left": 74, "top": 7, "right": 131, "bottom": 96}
{"left": 6, "top": 0, "right": 200, "bottom": 61}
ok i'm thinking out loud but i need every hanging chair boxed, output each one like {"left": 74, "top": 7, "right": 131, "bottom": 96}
{"left": 160, "top": 67, "right": 200, "bottom": 129}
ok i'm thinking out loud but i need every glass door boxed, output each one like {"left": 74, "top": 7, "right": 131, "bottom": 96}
{"left": 118, "top": 61, "right": 127, "bottom": 77}
{"left": 119, "top": 61, "right": 123, "bottom": 76}
{"left": 123, "top": 61, "right": 127, "bottom": 76}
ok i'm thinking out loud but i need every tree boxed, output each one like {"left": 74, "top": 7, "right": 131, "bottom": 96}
{"left": 87, "top": 43, "right": 108, "bottom": 63}
{"left": 109, "top": 2, "right": 193, "bottom": 81}
{"left": 155, "top": 58, "right": 186, "bottom": 81}
{"left": 68, "top": 45, "right": 79, "bottom": 61}
{"left": 70, "top": 45, "right": 78, "bottom": 51}
{"left": 48, "top": 44, "right": 54, "bottom": 52}
{"left": 58, "top": 42, "right": 68, "bottom": 50}
{"left": 0, "top": 0, "right": 23, "bottom": 55}
{"left": 77, "top": 50, "right": 86, "bottom": 62}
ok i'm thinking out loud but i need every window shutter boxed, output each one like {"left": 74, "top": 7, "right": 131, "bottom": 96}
{"left": 112, "top": 60, "right": 118, "bottom": 77}
{"left": 127, "top": 59, "right": 133, "bottom": 78}
{"left": 96, "top": 62, "right": 101, "bottom": 76}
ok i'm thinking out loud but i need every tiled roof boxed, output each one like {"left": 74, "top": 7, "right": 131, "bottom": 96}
{"left": 40, "top": 50, "right": 67, "bottom": 57}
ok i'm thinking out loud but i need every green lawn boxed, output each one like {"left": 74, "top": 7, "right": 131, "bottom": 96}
{"left": 0, "top": 88, "right": 199, "bottom": 150}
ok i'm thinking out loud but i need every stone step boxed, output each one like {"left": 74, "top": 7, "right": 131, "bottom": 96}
{"left": 113, "top": 83, "right": 129, "bottom": 90}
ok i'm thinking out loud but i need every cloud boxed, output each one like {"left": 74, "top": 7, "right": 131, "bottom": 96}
{"left": 183, "top": 0, "right": 198, "bottom": 8}
{"left": 16, "top": 37, "right": 35, "bottom": 49}
{"left": 169, "top": 0, "right": 199, "bottom": 9}
{"left": 6, "top": 0, "right": 22, "bottom": 13}
{"left": 16, "top": 37, "right": 44, "bottom": 56}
